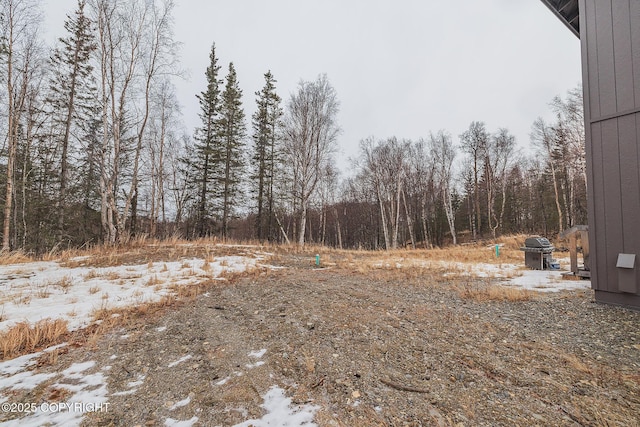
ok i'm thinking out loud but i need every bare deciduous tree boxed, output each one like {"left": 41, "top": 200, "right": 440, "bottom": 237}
{"left": 531, "top": 117, "right": 564, "bottom": 234}
{"left": 460, "top": 121, "right": 488, "bottom": 239}
{"left": 1, "top": 0, "right": 42, "bottom": 251}
{"left": 90, "top": 0, "right": 177, "bottom": 243}
{"left": 484, "top": 128, "right": 516, "bottom": 238}
{"left": 359, "top": 137, "right": 410, "bottom": 249}
{"left": 147, "top": 79, "right": 180, "bottom": 238}
{"left": 283, "top": 74, "right": 339, "bottom": 246}
{"left": 429, "top": 130, "right": 458, "bottom": 244}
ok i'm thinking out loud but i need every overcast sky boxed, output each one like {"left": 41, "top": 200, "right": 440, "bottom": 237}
{"left": 41, "top": 0, "right": 582, "bottom": 174}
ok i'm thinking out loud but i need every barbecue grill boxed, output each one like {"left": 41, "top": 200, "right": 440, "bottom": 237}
{"left": 520, "top": 236, "right": 558, "bottom": 270}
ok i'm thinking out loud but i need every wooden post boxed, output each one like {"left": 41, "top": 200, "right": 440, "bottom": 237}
{"left": 569, "top": 233, "right": 578, "bottom": 274}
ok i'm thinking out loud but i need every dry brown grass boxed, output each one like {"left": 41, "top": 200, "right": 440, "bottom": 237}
{"left": 0, "top": 319, "right": 69, "bottom": 359}
{"left": 34, "top": 284, "right": 51, "bottom": 299}
{"left": 310, "top": 238, "right": 529, "bottom": 274}
{"left": 52, "top": 276, "right": 73, "bottom": 293}
{"left": 55, "top": 236, "right": 269, "bottom": 268}
{"left": 83, "top": 269, "right": 100, "bottom": 280}
{"left": 104, "top": 271, "right": 122, "bottom": 280}
{"left": 456, "top": 281, "right": 533, "bottom": 302}
{"left": 36, "top": 346, "right": 68, "bottom": 368}
{"left": 560, "top": 353, "right": 593, "bottom": 374}
{"left": 0, "top": 250, "right": 34, "bottom": 265}
{"left": 145, "top": 274, "right": 163, "bottom": 287}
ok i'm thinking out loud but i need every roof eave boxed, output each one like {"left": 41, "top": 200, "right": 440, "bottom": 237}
{"left": 540, "top": 0, "right": 580, "bottom": 38}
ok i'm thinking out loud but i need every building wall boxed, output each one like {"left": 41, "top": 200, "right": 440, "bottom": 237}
{"left": 580, "top": 0, "right": 640, "bottom": 307}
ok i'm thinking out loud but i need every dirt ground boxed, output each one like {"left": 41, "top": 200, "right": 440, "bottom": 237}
{"left": 10, "top": 251, "right": 640, "bottom": 426}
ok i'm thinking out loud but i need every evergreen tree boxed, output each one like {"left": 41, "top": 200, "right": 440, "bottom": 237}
{"left": 251, "top": 71, "right": 282, "bottom": 242}
{"left": 47, "top": 0, "right": 96, "bottom": 240}
{"left": 216, "top": 62, "right": 246, "bottom": 239}
{"left": 191, "top": 43, "right": 222, "bottom": 237}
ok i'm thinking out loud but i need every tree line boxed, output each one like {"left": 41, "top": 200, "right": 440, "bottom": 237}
{"left": 0, "top": 0, "right": 586, "bottom": 252}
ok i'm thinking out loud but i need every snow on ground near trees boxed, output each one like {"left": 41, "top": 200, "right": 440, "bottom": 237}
{"left": 0, "top": 255, "right": 260, "bottom": 333}
{"left": 0, "top": 250, "right": 589, "bottom": 426}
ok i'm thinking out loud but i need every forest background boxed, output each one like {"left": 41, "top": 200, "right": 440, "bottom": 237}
{"left": 0, "top": 0, "right": 586, "bottom": 253}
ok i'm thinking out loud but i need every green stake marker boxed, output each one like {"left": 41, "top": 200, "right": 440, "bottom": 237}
{"left": 315, "top": 254, "right": 320, "bottom": 266}
{"left": 495, "top": 244, "right": 500, "bottom": 258}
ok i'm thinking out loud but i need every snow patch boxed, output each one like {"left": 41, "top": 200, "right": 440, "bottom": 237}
{"left": 245, "top": 361, "right": 265, "bottom": 369}
{"left": 215, "top": 377, "right": 230, "bottom": 386}
{"left": 504, "top": 269, "right": 591, "bottom": 292}
{"left": 164, "top": 416, "right": 199, "bottom": 427}
{"left": 1, "top": 360, "right": 109, "bottom": 427}
{"left": 168, "top": 355, "right": 192, "bottom": 368}
{"left": 169, "top": 396, "right": 191, "bottom": 410}
{"left": 233, "top": 386, "right": 319, "bottom": 427}
{"left": 0, "top": 255, "right": 262, "bottom": 334}
{"left": 62, "top": 361, "right": 96, "bottom": 378}
{"left": 248, "top": 349, "right": 267, "bottom": 358}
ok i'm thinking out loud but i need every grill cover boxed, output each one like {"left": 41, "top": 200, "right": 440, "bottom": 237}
{"left": 524, "top": 237, "right": 552, "bottom": 248}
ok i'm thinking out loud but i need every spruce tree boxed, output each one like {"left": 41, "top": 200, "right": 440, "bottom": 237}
{"left": 216, "top": 62, "right": 246, "bottom": 239}
{"left": 47, "top": 0, "right": 96, "bottom": 240}
{"left": 191, "top": 43, "right": 222, "bottom": 237}
{"left": 251, "top": 71, "right": 282, "bottom": 242}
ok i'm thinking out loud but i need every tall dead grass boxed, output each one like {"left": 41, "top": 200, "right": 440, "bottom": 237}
{"left": 0, "top": 250, "right": 34, "bottom": 265}
{"left": 0, "top": 319, "right": 69, "bottom": 360}
{"left": 456, "top": 281, "right": 533, "bottom": 302}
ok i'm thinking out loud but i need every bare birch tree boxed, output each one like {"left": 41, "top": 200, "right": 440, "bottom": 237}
{"left": 551, "top": 87, "right": 586, "bottom": 228}
{"left": 486, "top": 128, "right": 516, "bottom": 237}
{"left": 359, "top": 137, "right": 409, "bottom": 249}
{"left": 429, "top": 130, "right": 458, "bottom": 244}
{"left": 460, "top": 121, "right": 488, "bottom": 239}
{"left": 147, "top": 79, "right": 180, "bottom": 237}
{"left": 0, "top": 0, "right": 42, "bottom": 250}
{"left": 531, "top": 117, "right": 564, "bottom": 234}
{"left": 283, "top": 74, "right": 339, "bottom": 246}
{"left": 90, "top": 0, "right": 177, "bottom": 243}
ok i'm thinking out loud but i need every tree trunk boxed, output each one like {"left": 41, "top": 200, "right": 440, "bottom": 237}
{"left": 377, "top": 186, "right": 390, "bottom": 250}
{"left": 392, "top": 179, "right": 402, "bottom": 249}
{"left": 550, "top": 162, "right": 564, "bottom": 234}
{"left": 298, "top": 202, "right": 307, "bottom": 246}
{"left": 443, "top": 187, "right": 457, "bottom": 245}
{"left": 3, "top": 28, "right": 16, "bottom": 251}
{"left": 334, "top": 207, "right": 342, "bottom": 249}
{"left": 421, "top": 195, "right": 430, "bottom": 248}
{"left": 402, "top": 189, "right": 415, "bottom": 249}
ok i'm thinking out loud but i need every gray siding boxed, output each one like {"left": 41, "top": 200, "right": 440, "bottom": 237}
{"left": 580, "top": 0, "right": 640, "bottom": 304}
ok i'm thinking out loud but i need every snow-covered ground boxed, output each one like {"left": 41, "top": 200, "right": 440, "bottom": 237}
{"left": 0, "top": 344, "right": 318, "bottom": 427}
{"left": 0, "top": 251, "right": 590, "bottom": 426}
{"left": 505, "top": 267, "right": 591, "bottom": 292}
{"left": 451, "top": 259, "right": 591, "bottom": 293}
{"left": 376, "top": 257, "right": 591, "bottom": 293}
{"left": 0, "top": 255, "right": 260, "bottom": 333}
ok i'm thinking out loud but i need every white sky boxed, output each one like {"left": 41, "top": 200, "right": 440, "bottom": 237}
{"left": 41, "top": 0, "right": 582, "bottom": 174}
